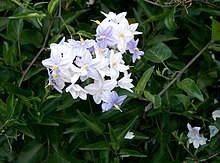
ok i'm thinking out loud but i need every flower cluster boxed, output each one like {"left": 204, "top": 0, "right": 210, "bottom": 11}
{"left": 42, "top": 11, "right": 144, "bottom": 112}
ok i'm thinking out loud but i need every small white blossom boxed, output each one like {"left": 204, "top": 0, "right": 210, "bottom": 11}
{"left": 66, "top": 84, "right": 87, "bottom": 100}
{"left": 212, "top": 110, "right": 220, "bottom": 121}
{"left": 124, "top": 131, "right": 135, "bottom": 139}
{"left": 187, "top": 123, "right": 207, "bottom": 149}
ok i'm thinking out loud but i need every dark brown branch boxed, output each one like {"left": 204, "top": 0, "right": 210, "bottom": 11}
{"left": 18, "top": 19, "right": 54, "bottom": 87}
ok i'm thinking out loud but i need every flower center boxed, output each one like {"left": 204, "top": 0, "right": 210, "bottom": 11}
{"left": 53, "top": 65, "right": 58, "bottom": 70}
{"left": 99, "top": 35, "right": 106, "bottom": 39}
{"left": 83, "top": 64, "right": 89, "bottom": 69}
{"left": 112, "top": 62, "right": 117, "bottom": 67}
{"left": 119, "top": 33, "right": 124, "bottom": 37}
{"left": 99, "top": 48, "right": 104, "bottom": 53}
{"left": 53, "top": 74, "right": 58, "bottom": 79}
{"left": 99, "top": 87, "right": 103, "bottom": 92}
{"left": 114, "top": 103, "right": 119, "bottom": 109}
{"left": 80, "top": 38, "right": 85, "bottom": 43}
{"left": 133, "top": 47, "right": 139, "bottom": 51}
{"left": 95, "top": 20, "right": 100, "bottom": 24}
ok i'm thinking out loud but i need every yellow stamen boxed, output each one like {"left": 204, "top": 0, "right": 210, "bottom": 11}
{"left": 80, "top": 38, "right": 85, "bottom": 43}
{"left": 112, "top": 62, "right": 117, "bottom": 67}
{"left": 95, "top": 20, "right": 100, "bottom": 24}
{"left": 53, "top": 74, "right": 58, "bottom": 79}
{"left": 114, "top": 103, "right": 119, "bottom": 109}
{"left": 113, "top": 49, "right": 117, "bottom": 53}
{"left": 133, "top": 47, "right": 139, "bottom": 51}
{"left": 99, "top": 48, "right": 104, "bottom": 53}
{"left": 119, "top": 33, "right": 124, "bottom": 37}
{"left": 99, "top": 35, "right": 106, "bottom": 39}
{"left": 99, "top": 87, "right": 103, "bottom": 92}
{"left": 84, "top": 64, "right": 89, "bottom": 69}
{"left": 53, "top": 65, "right": 58, "bottom": 70}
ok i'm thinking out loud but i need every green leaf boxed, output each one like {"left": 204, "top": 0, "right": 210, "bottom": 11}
{"left": 77, "top": 110, "right": 106, "bottom": 134}
{"left": 0, "top": 17, "right": 8, "bottom": 32}
{"left": 135, "top": 66, "right": 154, "bottom": 95}
{"left": 37, "top": 118, "right": 59, "bottom": 126}
{"left": 7, "top": 18, "right": 23, "bottom": 41}
{"left": 0, "top": 0, "right": 15, "bottom": 11}
{"left": 63, "top": 122, "right": 89, "bottom": 134}
{"left": 119, "top": 149, "right": 147, "bottom": 158}
{"left": 19, "top": 29, "right": 43, "bottom": 48}
{"left": 177, "top": 78, "right": 204, "bottom": 102}
{"left": 15, "top": 126, "right": 36, "bottom": 139}
{"left": 6, "top": 94, "right": 15, "bottom": 120}
{"left": 212, "top": 18, "right": 220, "bottom": 41}
{"left": 79, "top": 141, "right": 110, "bottom": 151}
{"left": 175, "top": 94, "right": 190, "bottom": 110}
{"left": 99, "top": 151, "right": 110, "bottom": 163}
{"left": 117, "top": 115, "right": 139, "bottom": 142}
{"left": 144, "top": 91, "right": 161, "bottom": 108}
{"left": 164, "top": 7, "right": 177, "bottom": 31}
{"left": 76, "top": 30, "right": 94, "bottom": 39}
{"left": 3, "top": 41, "right": 17, "bottom": 65}
{"left": 48, "top": 0, "right": 59, "bottom": 16}
{"left": 16, "top": 141, "right": 44, "bottom": 163}
{"left": 144, "top": 42, "right": 172, "bottom": 63}
{"left": 147, "top": 35, "right": 179, "bottom": 46}
{"left": 108, "top": 123, "right": 120, "bottom": 151}
{"left": 48, "top": 152, "right": 71, "bottom": 163}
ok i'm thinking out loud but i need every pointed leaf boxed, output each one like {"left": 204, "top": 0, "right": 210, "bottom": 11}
{"left": 175, "top": 94, "right": 190, "bottom": 110}
{"left": 108, "top": 123, "right": 120, "bottom": 151}
{"left": 79, "top": 141, "right": 110, "bottom": 151}
{"left": 144, "top": 91, "right": 161, "bottom": 108}
{"left": 212, "top": 18, "right": 220, "bottom": 41}
{"left": 119, "top": 149, "right": 147, "bottom": 158}
{"left": 17, "top": 141, "right": 44, "bottom": 163}
{"left": 135, "top": 66, "right": 154, "bottom": 95}
{"left": 48, "top": 0, "right": 59, "bottom": 16}
{"left": 144, "top": 42, "right": 172, "bottom": 63}
{"left": 117, "top": 115, "right": 139, "bottom": 142}
{"left": 77, "top": 110, "right": 106, "bottom": 134}
{"left": 177, "top": 78, "right": 204, "bottom": 102}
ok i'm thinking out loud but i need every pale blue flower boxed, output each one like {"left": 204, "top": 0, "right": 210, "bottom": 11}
{"left": 68, "top": 38, "right": 95, "bottom": 57}
{"left": 127, "top": 39, "right": 144, "bottom": 63}
{"left": 187, "top": 123, "right": 207, "bottom": 149}
{"left": 96, "top": 25, "right": 116, "bottom": 48}
{"left": 212, "top": 110, "right": 220, "bottom": 121}
{"left": 101, "top": 91, "right": 127, "bottom": 112}
{"left": 209, "top": 125, "right": 219, "bottom": 140}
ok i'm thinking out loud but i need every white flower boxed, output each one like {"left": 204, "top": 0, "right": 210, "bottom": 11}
{"left": 118, "top": 72, "right": 134, "bottom": 92}
{"left": 66, "top": 84, "right": 87, "bottom": 100}
{"left": 84, "top": 76, "right": 117, "bottom": 104}
{"left": 212, "top": 110, "right": 220, "bottom": 121}
{"left": 109, "top": 50, "right": 129, "bottom": 79}
{"left": 187, "top": 123, "right": 207, "bottom": 149}
{"left": 124, "top": 131, "right": 135, "bottom": 139}
{"left": 209, "top": 125, "right": 219, "bottom": 140}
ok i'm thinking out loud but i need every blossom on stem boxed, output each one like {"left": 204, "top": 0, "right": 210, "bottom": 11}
{"left": 212, "top": 110, "right": 220, "bottom": 121}
{"left": 187, "top": 123, "right": 207, "bottom": 149}
{"left": 109, "top": 50, "right": 129, "bottom": 79}
{"left": 84, "top": 76, "right": 117, "bottom": 104}
{"left": 124, "top": 131, "right": 135, "bottom": 139}
{"left": 66, "top": 84, "right": 87, "bottom": 100}
{"left": 101, "top": 91, "right": 127, "bottom": 112}
{"left": 127, "top": 39, "right": 144, "bottom": 63}
{"left": 117, "top": 72, "right": 134, "bottom": 92}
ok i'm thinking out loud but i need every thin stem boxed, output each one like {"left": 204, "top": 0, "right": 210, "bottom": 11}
{"left": 18, "top": 19, "right": 55, "bottom": 87}
{"left": 144, "top": 40, "right": 213, "bottom": 112}
{"left": 196, "top": 151, "right": 220, "bottom": 162}
{"left": 58, "top": 0, "right": 72, "bottom": 38}
{"left": 144, "top": 0, "right": 173, "bottom": 7}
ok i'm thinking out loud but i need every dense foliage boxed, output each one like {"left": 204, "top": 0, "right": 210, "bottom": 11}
{"left": 0, "top": 0, "right": 220, "bottom": 162}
